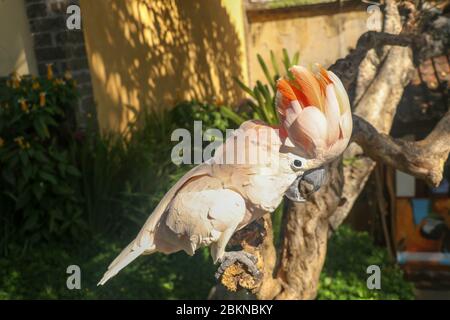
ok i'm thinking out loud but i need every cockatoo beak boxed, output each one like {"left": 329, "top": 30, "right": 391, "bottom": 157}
{"left": 285, "top": 167, "right": 328, "bottom": 202}
{"left": 300, "top": 167, "right": 327, "bottom": 195}
{"left": 285, "top": 174, "right": 305, "bottom": 202}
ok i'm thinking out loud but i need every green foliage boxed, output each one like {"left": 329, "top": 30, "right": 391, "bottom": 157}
{"left": 222, "top": 49, "right": 299, "bottom": 126}
{"left": 0, "top": 72, "right": 85, "bottom": 254}
{"left": 0, "top": 82, "right": 233, "bottom": 249}
{"left": 171, "top": 100, "right": 234, "bottom": 132}
{"left": 0, "top": 240, "right": 215, "bottom": 299}
{"left": 71, "top": 113, "right": 179, "bottom": 238}
{"left": 318, "top": 226, "right": 415, "bottom": 300}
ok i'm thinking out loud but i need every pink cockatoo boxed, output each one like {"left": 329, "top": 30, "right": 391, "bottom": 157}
{"left": 98, "top": 64, "right": 352, "bottom": 285}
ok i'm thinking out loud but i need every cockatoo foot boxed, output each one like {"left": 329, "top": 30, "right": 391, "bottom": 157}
{"left": 214, "top": 251, "right": 261, "bottom": 280}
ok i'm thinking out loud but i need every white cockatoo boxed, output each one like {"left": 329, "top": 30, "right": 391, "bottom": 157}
{"left": 98, "top": 64, "right": 352, "bottom": 285}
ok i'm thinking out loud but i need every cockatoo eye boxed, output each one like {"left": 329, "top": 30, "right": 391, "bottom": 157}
{"left": 292, "top": 159, "right": 303, "bottom": 170}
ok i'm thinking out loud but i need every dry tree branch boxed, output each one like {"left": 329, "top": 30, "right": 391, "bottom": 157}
{"left": 352, "top": 111, "right": 450, "bottom": 187}
{"left": 329, "top": 0, "right": 416, "bottom": 231}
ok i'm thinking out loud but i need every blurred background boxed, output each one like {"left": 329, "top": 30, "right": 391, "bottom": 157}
{"left": 0, "top": 0, "right": 448, "bottom": 299}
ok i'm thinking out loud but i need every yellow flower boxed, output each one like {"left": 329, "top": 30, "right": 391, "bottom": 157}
{"left": 19, "top": 98, "right": 30, "bottom": 113}
{"left": 10, "top": 72, "right": 20, "bottom": 88}
{"left": 46, "top": 63, "right": 54, "bottom": 80}
{"left": 19, "top": 98, "right": 29, "bottom": 113}
{"left": 0, "top": 137, "right": 4, "bottom": 148}
{"left": 14, "top": 136, "right": 25, "bottom": 149}
{"left": 53, "top": 78, "right": 66, "bottom": 86}
{"left": 64, "top": 70, "right": 73, "bottom": 80}
{"left": 39, "top": 92, "right": 46, "bottom": 107}
{"left": 32, "top": 82, "right": 40, "bottom": 90}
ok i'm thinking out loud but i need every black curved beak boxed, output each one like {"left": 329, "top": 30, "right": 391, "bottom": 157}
{"left": 285, "top": 167, "right": 328, "bottom": 202}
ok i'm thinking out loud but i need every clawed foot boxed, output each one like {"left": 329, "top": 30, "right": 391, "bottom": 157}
{"left": 215, "top": 250, "right": 261, "bottom": 280}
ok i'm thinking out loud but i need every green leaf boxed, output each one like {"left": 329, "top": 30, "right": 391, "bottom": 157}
{"left": 220, "top": 106, "right": 247, "bottom": 125}
{"left": 32, "top": 183, "right": 44, "bottom": 200}
{"left": 39, "top": 171, "right": 57, "bottom": 185}
{"left": 270, "top": 50, "right": 280, "bottom": 78}
{"left": 292, "top": 51, "right": 300, "bottom": 65}
{"left": 257, "top": 54, "right": 275, "bottom": 88}
{"left": 15, "top": 192, "right": 30, "bottom": 210}
{"left": 34, "top": 150, "right": 49, "bottom": 163}
{"left": 255, "top": 81, "right": 273, "bottom": 123}
{"left": 33, "top": 117, "right": 50, "bottom": 139}
{"left": 2, "top": 191, "right": 17, "bottom": 202}
{"left": 58, "top": 163, "right": 66, "bottom": 177}
{"left": 52, "top": 184, "right": 74, "bottom": 196}
{"left": 233, "top": 77, "right": 256, "bottom": 99}
{"left": 66, "top": 165, "right": 81, "bottom": 177}
{"left": 282, "top": 48, "right": 291, "bottom": 72}
{"left": 42, "top": 115, "right": 58, "bottom": 127}
{"left": 2, "top": 169, "right": 15, "bottom": 185}
{"left": 23, "top": 213, "right": 39, "bottom": 232}
{"left": 19, "top": 151, "right": 29, "bottom": 167}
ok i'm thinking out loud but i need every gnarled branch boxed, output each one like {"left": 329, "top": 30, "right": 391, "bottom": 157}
{"left": 352, "top": 111, "right": 450, "bottom": 187}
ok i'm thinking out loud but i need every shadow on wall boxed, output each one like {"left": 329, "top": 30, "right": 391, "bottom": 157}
{"left": 80, "top": 0, "right": 245, "bottom": 131}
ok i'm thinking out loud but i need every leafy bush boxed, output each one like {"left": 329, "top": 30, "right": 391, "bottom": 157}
{"left": 318, "top": 226, "right": 415, "bottom": 300}
{"left": 0, "top": 240, "right": 215, "bottom": 299}
{"left": 71, "top": 114, "right": 178, "bottom": 238}
{"left": 222, "top": 49, "right": 299, "bottom": 126}
{"left": 0, "top": 70, "right": 85, "bottom": 254}
{"left": 0, "top": 75, "right": 234, "bottom": 250}
{"left": 171, "top": 100, "right": 233, "bottom": 132}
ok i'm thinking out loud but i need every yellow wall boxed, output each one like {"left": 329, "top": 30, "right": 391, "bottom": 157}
{"left": 248, "top": 10, "right": 375, "bottom": 85}
{"left": 81, "top": 0, "right": 248, "bottom": 132}
{"left": 0, "top": 0, "right": 37, "bottom": 76}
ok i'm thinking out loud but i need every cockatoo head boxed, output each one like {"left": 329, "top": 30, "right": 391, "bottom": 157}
{"left": 276, "top": 64, "right": 352, "bottom": 201}
{"left": 274, "top": 151, "right": 325, "bottom": 202}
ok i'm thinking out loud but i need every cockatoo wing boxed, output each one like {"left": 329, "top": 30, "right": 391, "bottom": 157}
{"left": 98, "top": 164, "right": 213, "bottom": 285}
{"left": 162, "top": 175, "right": 246, "bottom": 262}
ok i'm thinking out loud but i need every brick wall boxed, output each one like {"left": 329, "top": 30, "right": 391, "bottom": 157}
{"left": 24, "top": 0, "right": 96, "bottom": 129}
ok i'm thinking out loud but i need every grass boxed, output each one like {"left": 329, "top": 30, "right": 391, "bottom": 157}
{"left": 0, "top": 239, "right": 215, "bottom": 299}
{"left": 0, "top": 225, "right": 414, "bottom": 300}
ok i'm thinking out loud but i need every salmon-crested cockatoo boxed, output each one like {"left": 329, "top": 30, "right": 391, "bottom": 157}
{"left": 98, "top": 65, "right": 352, "bottom": 286}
